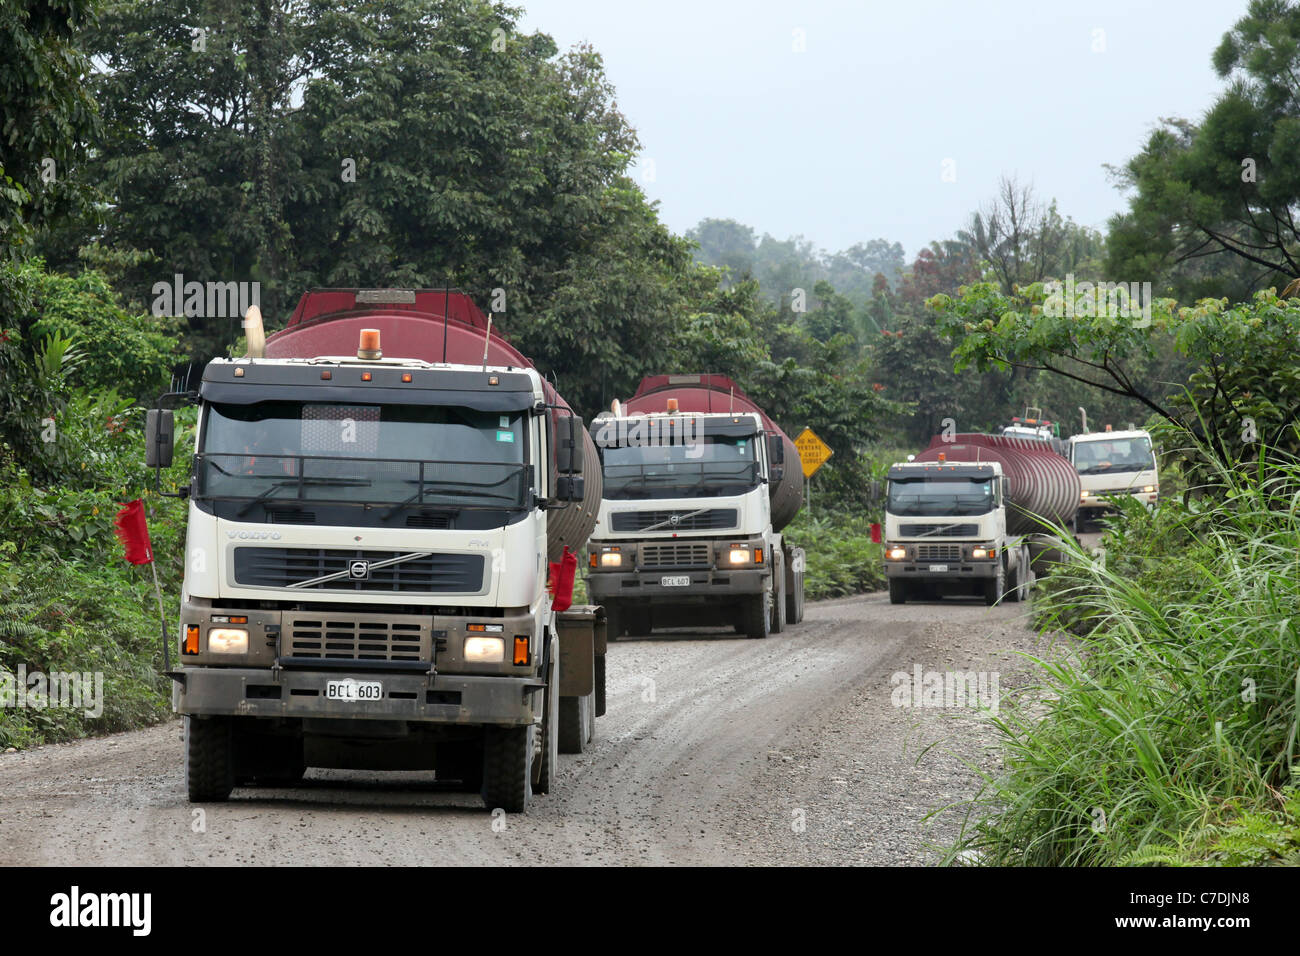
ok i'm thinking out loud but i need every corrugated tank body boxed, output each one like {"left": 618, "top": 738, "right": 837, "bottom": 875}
{"left": 264, "top": 289, "right": 601, "bottom": 562}
{"left": 623, "top": 374, "right": 804, "bottom": 532}
{"left": 913, "top": 433, "right": 1079, "bottom": 535}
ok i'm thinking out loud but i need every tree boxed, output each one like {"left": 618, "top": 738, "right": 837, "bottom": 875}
{"left": 0, "top": 0, "right": 101, "bottom": 310}
{"left": 927, "top": 281, "right": 1298, "bottom": 475}
{"left": 686, "top": 217, "right": 757, "bottom": 283}
{"left": 962, "top": 176, "right": 1102, "bottom": 294}
{"left": 1106, "top": 1, "right": 1300, "bottom": 299}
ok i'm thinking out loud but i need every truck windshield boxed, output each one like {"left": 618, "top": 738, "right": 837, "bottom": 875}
{"left": 887, "top": 477, "right": 994, "bottom": 517}
{"left": 602, "top": 436, "right": 759, "bottom": 500}
{"left": 1073, "top": 436, "right": 1154, "bottom": 475}
{"left": 197, "top": 401, "right": 528, "bottom": 512}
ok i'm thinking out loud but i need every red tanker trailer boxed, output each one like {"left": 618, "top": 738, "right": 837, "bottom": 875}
{"left": 882, "top": 433, "right": 1080, "bottom": 605}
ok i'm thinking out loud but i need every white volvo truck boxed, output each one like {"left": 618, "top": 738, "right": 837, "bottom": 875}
{"left": 145, "top": 290, "right": 604, "bottom": 813}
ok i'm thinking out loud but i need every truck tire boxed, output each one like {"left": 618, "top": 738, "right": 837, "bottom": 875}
{"left": 1005, "top": 555, "right": 1023, "bottom": 603}
{"left": 595, "top": 653, "right": 606, "bottom": 717}
{"left": 742, "top": 593, "right": 770, "bottom": 640}
{"left": 481, "top": 724, "right": 533, "bottom": 813}
{"left": 983, "top": 563, "right": 1006, "bottom": 606}
{"left": 786, "top": 568, "right": 804, "bottom": 624}
{"left": 889, "top": 579, "right": 907, "bottom": 605}
{"left": 770, "top": 557, "right": 786, "bottom": 634}
{"left": 532, "top": 657, "right": 559, "bottom": 794}
{"left": 186, "top": 715, "right": 235, "bottom": 803}
{"left": 558, "top": 693, "right": 592, "bottom": 754}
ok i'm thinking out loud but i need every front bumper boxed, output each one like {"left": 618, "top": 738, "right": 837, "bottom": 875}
{"left": 173, "top": 667, "right": 540, "bottom": 726}
{"left": 588, "top": 567, "right": 769, "bottom": 604}
{"left": 885, "top": 560, "right": 999, "bottom": 579}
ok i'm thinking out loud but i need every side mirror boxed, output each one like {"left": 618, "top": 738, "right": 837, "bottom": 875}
{"left": 556, "top": 475, "right": 584, "bottom": 502}
{"left": 146, "top": 409, "right": 175, "bottom": 468}
{"left": 556, "top": 413, "right": 583, "bottom": 475}
{"left": 768, "top": 434, "right": 784, "bottom": 480}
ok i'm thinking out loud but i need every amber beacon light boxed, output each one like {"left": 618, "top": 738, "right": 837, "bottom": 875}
{"left": 358, "top": 328, "right": 382, "bottom": 360}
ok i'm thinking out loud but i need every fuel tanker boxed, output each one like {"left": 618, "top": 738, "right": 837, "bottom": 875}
{"left": 586, "top": 373, "right": 806, "bottom": 639}
{"left": 882, "top": 433, "right": 1080, "bottom": 605}
{"left": 148, "top": 288, "right": 604, "bottom": 814}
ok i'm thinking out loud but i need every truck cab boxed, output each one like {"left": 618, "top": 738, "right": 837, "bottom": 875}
{"left": 585, "top": 407, "right": 803, "bottom": 639}
{"left": 1066, "top": 428, "right": 1158, "bottom": 525}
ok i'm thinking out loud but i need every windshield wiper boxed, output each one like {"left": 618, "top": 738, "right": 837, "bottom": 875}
{"left": 234, "top": 476, "right": 372, "bottom": 517}
{"left": 381, "top": 487, "right": 518, "bottom": 520}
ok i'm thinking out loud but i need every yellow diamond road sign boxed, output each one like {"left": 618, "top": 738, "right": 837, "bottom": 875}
{"left": 794, "top": 427, "right": 832, "bottom": 478}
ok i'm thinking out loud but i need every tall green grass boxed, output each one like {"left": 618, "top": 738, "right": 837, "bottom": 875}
{"left": 948, "top": 442, "right": 1300, "bottom": 865}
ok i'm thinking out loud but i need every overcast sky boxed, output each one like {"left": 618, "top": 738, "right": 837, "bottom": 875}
{"left": 518, "top": 0, "right": 1247, "bottom": 260}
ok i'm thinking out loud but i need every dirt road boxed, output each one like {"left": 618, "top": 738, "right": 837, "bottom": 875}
{"left": 0, "top": 592, "right": 1046, "bottom": 866}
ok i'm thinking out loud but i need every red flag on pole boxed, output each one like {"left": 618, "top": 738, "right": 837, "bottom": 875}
{"left": 114, "top": 499, "right": 154, "bottom": 565}
{"left": 547, "top": 546, "right": 577, "bottom": 613}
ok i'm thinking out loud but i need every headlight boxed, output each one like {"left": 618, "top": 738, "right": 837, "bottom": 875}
{"left": 207, "top": 628, "right": 248, "bottom": 654}
{"left": 886, "top": 546, "right": 907, "bottom": 560}
{"left": 727, "top": 548, "right": 751, "bottom": 565}
{"left": 971, "top": 547, "right": 993, "bottom": 559}
{"left": 1080, "top": 491, "right": 1091, "bottom": 500}
{"left": 464, "top": 636, "right": 505, "bottom": 663}
{"left": 600, "top": 551, "right": 622, "bottom": 567}
{"left": 1142, "top": 485, "right": 1156, "bottom": 493}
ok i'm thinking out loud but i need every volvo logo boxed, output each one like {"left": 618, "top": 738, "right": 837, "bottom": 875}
{"left": 348, "top": 560, "right": 371, "bottom": 580}
{"left": 669, "top": 514, "right": 681, "bottom": 526}
{"left": 226, "top": 530, "right": 282, "bottom": 540}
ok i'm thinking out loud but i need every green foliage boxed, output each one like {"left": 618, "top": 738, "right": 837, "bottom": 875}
{"left": 784, "top": 511, "right": 885, "bottom": 600}
{"left": 949, "top": 440, "right": 1300, "bottom": 865}
{"left": 1119, "top": 789, "right": 1300, "bottom": 866}
{"left": 0, "top": 0, "right": 101, "bottom": 272}
{"left": 926, "top": 281, "right": 1300, "bottom": 469}
{"left": 0, "top": 258, "right": 178, "bottom": 484}
{"left": 1106, "top": 1, "right": 1300, "bottom": 299}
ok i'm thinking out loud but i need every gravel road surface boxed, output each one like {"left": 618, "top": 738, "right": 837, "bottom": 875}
{"left": 0, "top": 591, "right": 1047, "bottom": 866}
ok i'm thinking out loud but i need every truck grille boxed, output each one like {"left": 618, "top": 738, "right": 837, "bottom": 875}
{"left": 284, "top": 612, "right": 432, "bottom": 662}
{"left": 233, "top": 548, "right": 484, "bottom": 593}
{"left": 900, "top": 523, "right": 978, "bottom": 537}
{"left": 639, "top": 542, "right": 712, "bottom": 568}
{"left": 611, "top": 509, "right": 738, "bottom": 532}
{"left": 916, "top": 544, "right": 962, "bottom": 562}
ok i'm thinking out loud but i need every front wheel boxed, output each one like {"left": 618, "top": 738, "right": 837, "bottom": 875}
{"left": 481, "top": 724, "right": 533, "bottom": 813}
{"left": 742, "top": 593, "right": 770, "bottom": 639}
{"left": 889, "top": 579, "right": 907, "bottom": 605}
{"left": 532, "top": 654, "right": 558, "bottom": 794}
{"left": 983, "top": 564, "right": 1006, "bottom": 607}
{"left": 770, "top": 559, "right": 786, "bottom": 634}
{"left": 185, "top": 715, "right": 235, "bottom": 803}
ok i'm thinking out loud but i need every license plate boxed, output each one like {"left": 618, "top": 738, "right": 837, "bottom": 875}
{"left": 325, "top": 679, "right": 383, "bottom": 702}
{"left": 928, "top": 564, "right": 949, "bottom": 573}
{"left": 660, "top": 575, "right": 691, "bottom": 587}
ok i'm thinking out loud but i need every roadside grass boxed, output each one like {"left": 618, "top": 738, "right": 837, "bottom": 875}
{"left": 946, "top": 444, "right": 1300, "bottom": 866}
